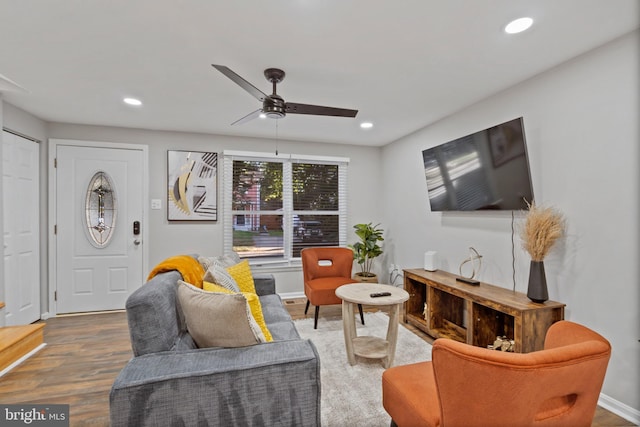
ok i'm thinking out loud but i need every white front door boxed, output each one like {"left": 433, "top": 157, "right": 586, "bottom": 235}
{"left": 55, "top": 143, "right": 145, "bottom": 313}
{"left": 2, "top": 131, "right": 40, "bottom": 325}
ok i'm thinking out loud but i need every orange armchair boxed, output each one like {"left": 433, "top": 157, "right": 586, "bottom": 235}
{"left": 301, "top": 247, "right": 364, "bottom": 329}
{"left": 382, "top": 320, "right": 611, "bottom": 427}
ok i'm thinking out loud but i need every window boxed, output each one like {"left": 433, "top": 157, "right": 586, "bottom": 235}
{"left": 223, "top": 151, "right": 348, "bottom": 265}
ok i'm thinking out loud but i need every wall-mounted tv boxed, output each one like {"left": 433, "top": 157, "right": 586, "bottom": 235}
{"left": 422, "top": 117, "right": 534, "bottom": 211}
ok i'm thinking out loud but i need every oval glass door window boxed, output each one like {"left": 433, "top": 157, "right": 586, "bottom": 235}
{"left": 84, "top": 171, "right": 117, "bottom": 248}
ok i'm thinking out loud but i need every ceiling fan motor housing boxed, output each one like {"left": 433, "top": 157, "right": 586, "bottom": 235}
{"left": 263, "top": 94, "right": 286, "bottom": 119}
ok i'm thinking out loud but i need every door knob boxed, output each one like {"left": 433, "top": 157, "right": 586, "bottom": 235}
{"left": 133, "top": 239, "right": 141, "bottom": 246}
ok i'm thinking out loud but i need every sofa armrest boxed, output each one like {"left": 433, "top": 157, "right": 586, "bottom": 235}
{"left": 253, "top": 273, "right": 276, "bottom": 296}
{"left": 110, "top": 339, "right": 320, "bottom": 427}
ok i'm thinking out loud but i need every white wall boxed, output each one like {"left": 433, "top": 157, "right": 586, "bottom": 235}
{"left": 46, "top": 123, "right": 382, "bottom": 295}
{"left": 381, "top": 31, "right": 639, "bottom": 416}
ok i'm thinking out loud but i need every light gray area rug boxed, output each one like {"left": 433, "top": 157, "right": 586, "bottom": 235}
{"left": 295, "top": 311, "right": 432, "bottom": 427}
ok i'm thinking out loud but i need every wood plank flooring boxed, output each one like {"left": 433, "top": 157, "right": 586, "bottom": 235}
{"left": 0, "top": 300, "right": 634, "bottom": 426}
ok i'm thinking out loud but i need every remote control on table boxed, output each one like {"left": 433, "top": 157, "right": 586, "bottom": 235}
{"left": 370, "top": 292, "right": 392, "bottom": 298}
{"left": 456, "top": 277, "right": 480, "bottom": 286}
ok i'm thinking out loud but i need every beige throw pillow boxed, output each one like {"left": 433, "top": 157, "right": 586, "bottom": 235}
{"left": 177, "top": 280, "right": 265, "bottom": 348}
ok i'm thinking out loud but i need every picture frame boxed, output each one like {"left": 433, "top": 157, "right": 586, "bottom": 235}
{"left": 167, "top": 150, "right": 217, "bottom": 221}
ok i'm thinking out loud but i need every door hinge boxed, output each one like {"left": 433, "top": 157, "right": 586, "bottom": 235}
{"left": 54, "top": 158, "right": 57, "bottom": 168}
{"left": 54, "top": 224, "right": 57, "bottom": 234}
{"left": 54, "top": 291, "right": 57, "bottom": 301}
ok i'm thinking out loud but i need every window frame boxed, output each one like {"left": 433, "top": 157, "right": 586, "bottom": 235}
{"left": 223, "top": 150, "right": 349, "bottom": 268}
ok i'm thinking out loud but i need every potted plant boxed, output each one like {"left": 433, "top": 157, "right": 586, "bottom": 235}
{"left": 520, "top": 202, "right": 565, "bottom": 303}
{"left": 349, "top": 223, "right": 384, "bottom": 283}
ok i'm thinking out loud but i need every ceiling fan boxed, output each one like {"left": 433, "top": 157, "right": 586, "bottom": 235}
{"left": 211, "top": 64, "right": 358, "bottom": 125}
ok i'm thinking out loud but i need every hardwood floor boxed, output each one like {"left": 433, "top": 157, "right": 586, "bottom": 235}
{"left": 0, "top": 300, "right": 634, "bottom": 426}
{"left": 0, "top": 312, "right": 131, "bottom": 425}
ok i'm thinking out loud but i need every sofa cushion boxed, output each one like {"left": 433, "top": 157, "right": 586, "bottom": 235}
{"left": 258, "top": 294, "right": 301, "bottom": 341}
{"left": 267, "top": 321, "right": 302, "bottom": 341}
{"left": 226, "top": 260, "right": 257, "bottom": 294}
{"left": 203, "top": 261, "right": 240, "bottom": 292}
{"left": 203, "top": 281, "right": 273, "bottom": 342}
{"left": 177, "top": 281, "right": 265, "bottom": 348}
{"left": 260, "top": 294, "right": 294, "bottom": 324}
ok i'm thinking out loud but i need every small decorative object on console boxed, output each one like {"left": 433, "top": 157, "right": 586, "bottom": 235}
{"left": 490, "top": 336, "right": 515, "bottom": 352}
{"left": 458, "top": 247, "right": 482, "bottom": 280}
{"left": 456, "top": 277, "right": 480, "bottom": 285}
{"left": 521, "top": 202, "right": 566, "bottom": 303}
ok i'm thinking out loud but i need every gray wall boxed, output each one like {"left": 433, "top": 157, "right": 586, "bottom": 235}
{"left": 380, "top": 31, "right": 639, "bottom": 415}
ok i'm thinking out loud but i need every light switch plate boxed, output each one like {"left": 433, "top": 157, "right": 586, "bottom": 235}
{"left": 151, "top": 199, "right": 162, "bottom": 210}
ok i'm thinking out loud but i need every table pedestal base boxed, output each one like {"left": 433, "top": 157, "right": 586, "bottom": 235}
{"left": 341, "top": 301, "right": 401, "bottom": 368}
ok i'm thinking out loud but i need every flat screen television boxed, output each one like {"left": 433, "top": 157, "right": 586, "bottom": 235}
{"left": 422, "top": 117, "right": 534, "bottom": 211}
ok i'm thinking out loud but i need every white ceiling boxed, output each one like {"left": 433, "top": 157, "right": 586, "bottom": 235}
{"left": 0, "top": 1, "right": 638, "bottom": 147}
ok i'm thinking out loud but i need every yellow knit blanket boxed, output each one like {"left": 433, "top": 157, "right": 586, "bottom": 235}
{"left": 147, "top": 255, "right": 205, "bottom": 288}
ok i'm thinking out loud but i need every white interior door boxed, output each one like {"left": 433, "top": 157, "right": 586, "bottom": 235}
{"left": 2, "top": 131, "right": 40, "bottom": 325}
{"left": 55, "top": 144, "right": 144, "bottom": 313}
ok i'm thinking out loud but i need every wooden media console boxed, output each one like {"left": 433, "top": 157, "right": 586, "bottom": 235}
{"left": 404, "top": 269, "right": 565, "bottom": 353}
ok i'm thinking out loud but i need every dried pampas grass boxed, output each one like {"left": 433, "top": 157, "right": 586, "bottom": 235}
{"left": 521, "top": 202, "right": 565, "bottom": 261}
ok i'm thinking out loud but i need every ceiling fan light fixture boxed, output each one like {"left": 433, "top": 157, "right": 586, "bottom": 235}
{"left": 504, "top": 17, "right": 533, "bottom": 34}
{"left": 259, "top": 113, "right": 267, "bottom": 119}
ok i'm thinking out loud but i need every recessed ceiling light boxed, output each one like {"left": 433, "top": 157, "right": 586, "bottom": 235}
{"left": 360, "top": 122, "right": 373, "bottom": 129}
{"left": 504, "top": 17, "right": 533, "bottom": 34}
{"left": 123, "top": 97, "right": 142, "bottom": 106}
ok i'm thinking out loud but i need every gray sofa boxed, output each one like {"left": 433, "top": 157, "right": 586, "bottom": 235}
{"left": 109, "top": 262, "right": 321, "bottom": 426}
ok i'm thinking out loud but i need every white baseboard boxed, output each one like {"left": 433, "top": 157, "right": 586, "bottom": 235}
{"left": 0, "top": 343, "right": 47, "bottom": 378}
{"left": 278, "top": 291, "right": 305, "bottom": 300}
{"left": 599, "top": 393, "right": 640, "bottom": 425}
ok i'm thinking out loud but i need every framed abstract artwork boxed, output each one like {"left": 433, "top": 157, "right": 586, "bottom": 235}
{"left": 167, "top": 150, "right": 217, "bottom": 221}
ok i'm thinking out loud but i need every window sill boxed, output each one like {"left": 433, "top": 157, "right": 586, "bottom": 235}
{"left": 250, "top": 260, "right": 302, "bottom": 274}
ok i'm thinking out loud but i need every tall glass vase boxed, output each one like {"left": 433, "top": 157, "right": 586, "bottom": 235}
{"left": 527, "top": 260, "right": 548, "bottom": 303}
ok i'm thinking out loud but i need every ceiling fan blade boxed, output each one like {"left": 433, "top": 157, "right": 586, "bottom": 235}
{"left": 230, "top": 108, "right": 263, "bottom": 126}
{"left": 212, "top": 64, "right": 267, "bottom": 101}
{"left": 285, "top": 102, "right": 358, "bottom": 118}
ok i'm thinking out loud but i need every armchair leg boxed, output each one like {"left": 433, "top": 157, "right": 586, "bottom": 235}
{"left": 304, "top": 299, "right": 310, "bottom": 315}
{"left": 358, "top": 304, "right": 365, "bottom": 325}
{"left": 390, "top": 420, "right": 398, "bottom": 427}
{"left": 314, "top": 306, "right": 320, "bottom": 329}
